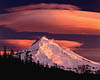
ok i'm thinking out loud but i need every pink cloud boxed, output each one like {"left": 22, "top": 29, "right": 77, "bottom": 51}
{"left": 6, "top": 3, "right": 81, "bottom": 12}
{"left": 0, "top": 10, "right": 100, "bottom": 35}
{"left": 50, "top": 39, "right": 83, "bottom": 49}
{"left": 0, "top": 39, "right": 82, "bottom": 50}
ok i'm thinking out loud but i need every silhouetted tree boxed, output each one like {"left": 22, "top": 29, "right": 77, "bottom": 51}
{"left": 0, "top": 47, "right": 100, "bottom": 80}
{"left": 17, "top": 52, "right": 21, "bottom": 59}
{"left": 24, "top": 51, "right": 31, "bottom": 63}
{"left": 77, "top": 65, "right": 92, "bottom": 74}
{"left": 3, "top": 46, "right": 7, "bottom": 58}
{"left": 0, "top": 50, "right": 1, "bottom": 56}
{"left": 10, "top": 49, "right": 14, "bottom": 56}
{"left": 28, "top": 54, "right": 32, "bottom": 63}
{"left": 95, "top": 69, "right": 100, "bottom": 74}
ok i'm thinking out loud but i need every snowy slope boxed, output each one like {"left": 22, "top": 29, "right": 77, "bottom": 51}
{"left": 18, "top": 36, "right": 100, "bottom": 72}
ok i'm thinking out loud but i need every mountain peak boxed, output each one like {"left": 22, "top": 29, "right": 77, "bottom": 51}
{"left": 19, "top": 36, "right": 100, "bottom": 73}
{"left": 40, "top": 36, "right": 49, "bottom": 41}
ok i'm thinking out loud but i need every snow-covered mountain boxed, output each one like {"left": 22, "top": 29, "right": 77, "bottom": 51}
{"left": 18, "top": 36, "right": 100, "bottom": 73}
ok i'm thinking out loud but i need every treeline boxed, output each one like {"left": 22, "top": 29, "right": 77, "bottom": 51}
{"left": 0, "top": 47, "right": 100, "bottom": 80}
{"left": 0, "top": 47, "right": 74, "bottom": 73}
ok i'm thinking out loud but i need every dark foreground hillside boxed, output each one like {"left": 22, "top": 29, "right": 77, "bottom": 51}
{"left": 0, "top": 49, "right": 100, "bottom": 80}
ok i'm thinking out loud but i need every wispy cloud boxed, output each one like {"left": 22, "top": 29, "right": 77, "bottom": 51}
{"left": 50, "top": 39, "right": 83, "bottom": 49}
{"left": 6, "top": 3, "right": 81, "bottom": 12}
{"left": 0, "top": 39, "right": 82, "bottom": 50}
{"left": 0, "top": 10, "right": 100, "bottom": 35}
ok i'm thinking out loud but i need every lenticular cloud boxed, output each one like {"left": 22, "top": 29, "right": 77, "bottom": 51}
{"left": 6, "top": 3, "right": 81, "bottom": 12}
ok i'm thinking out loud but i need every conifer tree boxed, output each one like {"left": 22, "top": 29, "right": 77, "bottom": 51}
{"left": 10, "top": 49, "right": 14, "bottom": 56}
{"left": 3, "top": 46, "right": 7, "bottom": 58}
{"left": 29, "top": 54, "right": 32, "bottom": 63}
{"left": 25, "top": 51, "right": 30, "bottom": 62}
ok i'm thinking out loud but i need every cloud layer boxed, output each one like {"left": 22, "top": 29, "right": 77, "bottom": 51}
{"left": 6, "top": 3, "right": 81, "bottom": 12}
{"left": 0, "top": 39, "right": 82, "bottom": 50}
{"left": 0, "top": 10, "right": 100, "bottom": 35}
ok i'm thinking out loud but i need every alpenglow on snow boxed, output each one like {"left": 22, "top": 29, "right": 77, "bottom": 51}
{"left": 18, "top": 36, "right": 100, "bottom": 73}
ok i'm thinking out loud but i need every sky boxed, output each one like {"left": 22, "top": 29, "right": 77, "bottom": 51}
{"left": 0, "top": 0, "right": 100, "bottom": 62}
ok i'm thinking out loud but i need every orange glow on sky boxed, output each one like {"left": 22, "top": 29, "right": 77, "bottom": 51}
{"left": 0, "top": 39, "right": 82, "bottom": 50}
{"left": 0, "top": 10, "right": 100, "bottom": 35}
{"left": 50, "top": 39, "right": 83, "bottom": 49}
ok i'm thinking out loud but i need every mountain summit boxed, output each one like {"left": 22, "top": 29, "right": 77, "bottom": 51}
{"left": 18, "top": 36, "right": 100, "bottom": 73}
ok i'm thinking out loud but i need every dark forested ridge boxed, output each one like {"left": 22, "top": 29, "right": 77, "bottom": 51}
{"left": 0, "top": 48, "right": 100, "bottom": 80}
